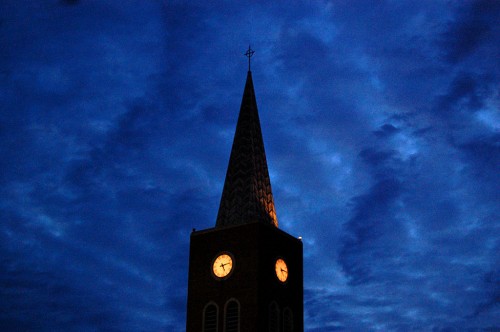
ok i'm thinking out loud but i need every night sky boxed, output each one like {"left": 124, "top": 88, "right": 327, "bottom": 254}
{"left": 1, "top": 1, "right": 499, "bottom": 331}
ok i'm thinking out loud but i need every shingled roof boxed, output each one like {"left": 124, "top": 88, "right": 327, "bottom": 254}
{"left": 215, "top": 71, "right": 278, "bottom": 228}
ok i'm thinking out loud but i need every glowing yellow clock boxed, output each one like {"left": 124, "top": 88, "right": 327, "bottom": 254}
{"left": 212, "top": 253, "right": 233, "bottom": 278}
{"left": 275, "top": 258, "right": 288, "bottom": 282}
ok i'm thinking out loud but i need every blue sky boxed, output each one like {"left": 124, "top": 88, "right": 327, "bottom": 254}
{"left": 1, "top": 1, "right": 499, "bottom": 331}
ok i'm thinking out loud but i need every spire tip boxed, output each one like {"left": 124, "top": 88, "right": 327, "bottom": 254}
{"left": 244, "top": 45, "right": 255, "bottom": 71}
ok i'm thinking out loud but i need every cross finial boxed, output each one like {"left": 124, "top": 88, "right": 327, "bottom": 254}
{"left": 244, "top": 45, "right": 255, "bottom": 71}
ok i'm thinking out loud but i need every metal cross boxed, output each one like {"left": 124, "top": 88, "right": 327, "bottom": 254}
{"left": 244, "top": 45, "right": 255, "bottom": 71}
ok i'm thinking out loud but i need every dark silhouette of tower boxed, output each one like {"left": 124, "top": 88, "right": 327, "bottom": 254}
{"left": 186, "top": 49, "right": 303, "bottom": 332}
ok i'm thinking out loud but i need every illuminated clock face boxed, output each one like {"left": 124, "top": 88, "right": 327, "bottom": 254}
{"left": 275, "top": 258, "right": 288, "bottom": 282}
{"left": 212, "top": 253, "right": 234, "bottom": 279}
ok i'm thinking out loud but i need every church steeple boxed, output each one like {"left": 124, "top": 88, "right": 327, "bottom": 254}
{"left": 186, "top": 51, "right": 303, "bottom": 331}
{"left": 215, "top": 68, "right": 278, "bottom": 228}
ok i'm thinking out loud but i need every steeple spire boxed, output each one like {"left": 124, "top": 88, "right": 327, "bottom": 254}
{"left": 215, "top": 64, "right": 278, "bottom": 228}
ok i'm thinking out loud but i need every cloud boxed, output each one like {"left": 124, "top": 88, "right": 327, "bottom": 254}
{"left": 440, "top": 0, "right": 500, "bottom": 64}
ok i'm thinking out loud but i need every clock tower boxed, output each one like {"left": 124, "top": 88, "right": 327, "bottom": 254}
{"left": 186, "top": 48, "right": 303, "bottom": 332}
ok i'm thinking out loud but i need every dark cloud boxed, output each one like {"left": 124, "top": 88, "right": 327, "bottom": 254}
{"left": 340, "top": 165, "right": 405, "bottom": 285}
{"left": 374, "top": 124, "right": 400, "bottom": 138}
{"left": 459, "top": 134, "right": 500, "bottom": 174}
{"left": 434, "top": 72, "right": 495, "bottom": 118}
{"left": 440, "top": 0, "right": 500, "bottom": 64}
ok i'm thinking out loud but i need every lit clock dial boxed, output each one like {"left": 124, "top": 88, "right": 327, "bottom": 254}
{"left": 212, "top": 253, "right": 234, "bottom": 278}
{"left": 275, "top": 258, "right": 288, "bottom": 282}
